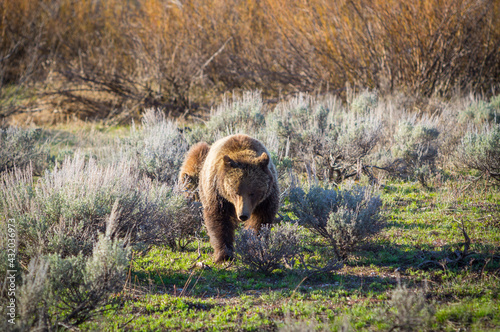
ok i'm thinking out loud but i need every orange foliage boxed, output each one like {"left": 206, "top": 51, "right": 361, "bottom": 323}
{"left": 1, "top": 0, "right": 499, "bottom": 114}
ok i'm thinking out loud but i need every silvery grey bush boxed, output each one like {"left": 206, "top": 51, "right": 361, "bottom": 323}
{"left": 456, "top": 124, "right": 500, "bottom": 182}
{"left": 206, "top": 91, "right": 265, "bottom": 139}
{"left": 386, "top": 284, "right": 435, "bottom": 331}
{"left": 489, "top": 94, "right": 500, "bottom": 115}
{"left": 153, "top": 188, "right": 204, "bottom": 250}
{"left": 125, "top": 108, "right": 188, "bottom": 184}
{"left": 391, "top": 119, "right": 440, "bottom": 186}
{"left": 265, "top": 93, "right": 382, "bottom": 182}
{"left": 265, "top": 94, "right": 332, "bottom": 159}
{"left": 458, "top": 97, "right": 499, "bottom": 125}
{"left": 349, "top": 90, "right": 378, "bottom": 114}
{"left": 284, "top": 185, "right": 383, "bottom": 259}
{"left": 333, "top": 114, "right": 382, "bottom": 173}
{"left": 183, "top": 91, "right": 265, "bottom": 145}
{"left": 12, "top": 257, "right": 50, "bottom": 331}
{"left": 0, "top": 153, "right": 140, "bottom": 259}
{"left": 15, "top": 234, "right": 130, "bottom": 330}
{"left": 0, "top": 126, "right": 47, "bottom": 174}
{"left": 0, "top": 151, "right": 202, "bottom": 263}
{"left": 235, "top": 223, "right": 303, "bottom": 274}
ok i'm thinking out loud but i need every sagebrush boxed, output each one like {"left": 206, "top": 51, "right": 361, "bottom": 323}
{"left": 284, "top": 185, "right": 383, "bottom": 259}
{"left": 235, "top": 223, "right": 303, "bottom": 274}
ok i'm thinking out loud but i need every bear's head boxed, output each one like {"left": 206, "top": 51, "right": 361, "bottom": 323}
{"left": 221, "top": 152, "right": 272, "bottom": 222}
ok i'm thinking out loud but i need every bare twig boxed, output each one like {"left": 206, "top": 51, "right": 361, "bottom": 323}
{"left": 191, "top": 38, "right": 233, "bottom": 85}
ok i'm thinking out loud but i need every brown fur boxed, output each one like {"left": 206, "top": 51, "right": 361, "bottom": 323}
{"left": 179, "top": 142, "right": 210, "bottom": 200}
{"left": 197, "top": 134, "right": 280, "bottom": 263}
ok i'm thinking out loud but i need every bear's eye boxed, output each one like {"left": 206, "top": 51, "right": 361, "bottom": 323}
{"left": 249, "top": 193, "right": 255, "bottom": 197}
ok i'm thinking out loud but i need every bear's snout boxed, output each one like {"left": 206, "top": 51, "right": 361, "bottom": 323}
{"left": 235, "top": 194, "right": 252, "bottom": 222}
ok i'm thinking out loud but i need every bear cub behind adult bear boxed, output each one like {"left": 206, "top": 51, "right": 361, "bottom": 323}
{"left": 179, "top": 134, "right": 279, "bottom": 263}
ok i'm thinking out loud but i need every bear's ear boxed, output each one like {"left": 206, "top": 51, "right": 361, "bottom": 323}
{"left": 257, "top": 152, "right": 269, "bottom": 168}
{"left": 223, "top": 155, "right": 239, "bottom": 168}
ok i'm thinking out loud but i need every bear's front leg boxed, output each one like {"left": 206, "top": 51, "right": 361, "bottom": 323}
{"left": 203, "top": 200, "right": 237, "bottom": 263}
{"left": 245, "top": 192, "right": 279, "bottom": 232}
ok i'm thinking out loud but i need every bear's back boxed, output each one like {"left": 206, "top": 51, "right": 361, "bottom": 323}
{"left": 210, "top": 134, "right": 266, "bottom": 158}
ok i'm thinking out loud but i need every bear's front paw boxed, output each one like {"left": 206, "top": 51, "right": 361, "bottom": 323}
{"left": 214, "top": 246, "right": 234, "bottom": 264}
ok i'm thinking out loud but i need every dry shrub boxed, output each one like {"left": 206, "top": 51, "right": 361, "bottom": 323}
{"left": 2, "top": 0, "right": 499, "bottom": 120}
{"left": 269, "top": 0, "right": 500, "bottom": 95}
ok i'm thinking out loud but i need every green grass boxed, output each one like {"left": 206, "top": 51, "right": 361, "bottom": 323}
{"left": 77, "top": 179, "right": 500, "bottom": 331}
{"left": 5, "top": 118, "right": 499, "bottom": 331}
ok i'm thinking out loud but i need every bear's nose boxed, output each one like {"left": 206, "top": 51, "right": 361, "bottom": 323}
{"left": 239, "top": 214, "right": 249, "bottom": 221}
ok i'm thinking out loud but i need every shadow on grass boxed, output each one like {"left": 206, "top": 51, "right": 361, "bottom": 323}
{"left": 130, "top": 256, "right": 412, "bottom": 300}
{"left": 355, "top": 241, "right": 499, "bottom": 272}
{"left": 128, "top": 240, "right": 498, "bottom": 300}
{"left": 385, "top": 219, "right": 449, "bottom": 230}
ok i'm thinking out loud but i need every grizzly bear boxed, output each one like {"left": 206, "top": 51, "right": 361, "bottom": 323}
{"left": 179, "top": 134, "right": 279, "bottom": 263}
